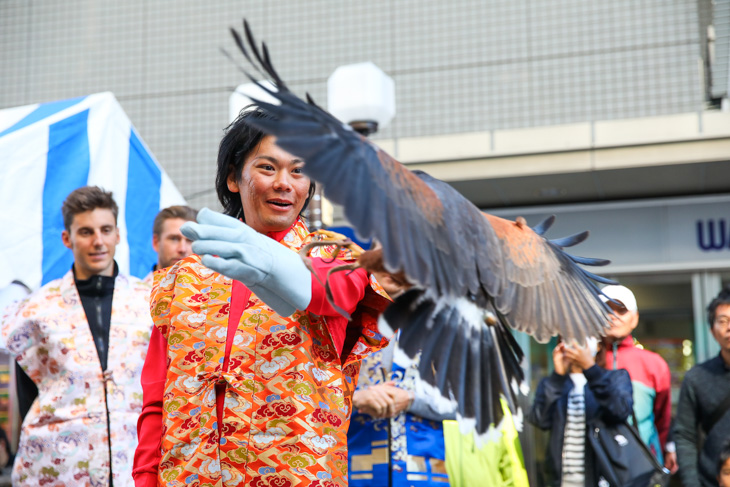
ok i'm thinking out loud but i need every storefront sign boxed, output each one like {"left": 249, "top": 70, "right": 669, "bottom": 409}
{"left": 697, "top": 219, "right": 730, "bottom": 251}
{"left": 488, "top": 194, "right": 730, "bottom": 273}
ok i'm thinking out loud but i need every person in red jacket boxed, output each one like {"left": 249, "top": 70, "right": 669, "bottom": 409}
{"left": 600, "top": 284, "right": 678, "bottom": 474}
{"left": 132, "top": 107, "right": 390, "bottom": 487}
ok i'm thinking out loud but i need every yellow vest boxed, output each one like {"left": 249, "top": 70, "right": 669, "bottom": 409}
{"left": 443, "top": 400, "right": 529, "bottom": 487}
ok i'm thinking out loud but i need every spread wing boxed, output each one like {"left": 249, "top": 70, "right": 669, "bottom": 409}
{"left": 227, "top": 21, "right": 614, "bottom": 345}
{"left": 382, "top": 288, "right": 530, "bottom": 436}
{"left": 226, "top": 21, "right": 617, "bottom": 436}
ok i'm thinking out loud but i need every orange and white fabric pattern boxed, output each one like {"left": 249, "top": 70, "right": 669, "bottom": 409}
{"left": 152, "top": 219, "right": 389, "bottom": 487}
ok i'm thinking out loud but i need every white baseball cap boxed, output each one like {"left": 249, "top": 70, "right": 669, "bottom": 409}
{"left": 600, "top": 285, "right": 637, "bottom": 312}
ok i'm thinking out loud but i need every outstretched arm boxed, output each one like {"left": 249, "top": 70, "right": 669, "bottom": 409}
{"left": 132, "top": 326, "right": 166, "bottom": 487}
{"left": 182, "top": 208, "right": 312, "bottom": 317}
{"left": 307, "top": 256, "right": 368, "bottom": 318}
{"left": 307, "top": 256, "right": 370, "bottom": 354}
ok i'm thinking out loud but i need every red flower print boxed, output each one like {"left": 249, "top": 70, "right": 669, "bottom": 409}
{"left": 313, "top": 344, "right": 337, "bottom": 362}
{"left": 220, "top": 421, "right": 238, "bottom": 436}
{"left": 188, "top": 293, "right": 207, "bottom": 303}
{"left": 261, "top": 334, "right": 280, "bottom": 348}
{"left": 227, "top": 355, "right": 245, "bottom": 370}
{"left": 177, "top": 417, "right": 197, "bottom": 435}
{"left": 278, "top": 331, "right": 302, "bottom": 346}
{"left": 181, "top": 349, "right": 203, "bottom": 365}
{"left": 262, "top": 331, "right": 302, "bottom": 349}
{"left": 310, "top": 479, "right": 338, "bottom": 487}
{"left": 251, "top": 476, "right": 293, "bottom": 487}
{"left": 268, "top": 477, "right": 293, "bottom": 487}
{"left": 257, "top": 402, "right": 297, "bottom": 418}
{"left": 311, "top": 408, "right": 343, "bottom": 427}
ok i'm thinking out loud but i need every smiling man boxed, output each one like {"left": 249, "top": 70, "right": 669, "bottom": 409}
{"left": 1, "top": 186, "right": 153, "bottom": 486}
{"left": 133, "top": 108, "right": 391, "bottom": 487}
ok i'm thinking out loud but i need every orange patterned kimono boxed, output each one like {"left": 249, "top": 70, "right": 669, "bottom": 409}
{"left": 150, "top": 219, "right": 389, "bottom": 487}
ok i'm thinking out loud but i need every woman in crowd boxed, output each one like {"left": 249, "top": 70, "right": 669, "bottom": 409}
{"left": 528, "top": 337, "right": 633, "bottom": 487}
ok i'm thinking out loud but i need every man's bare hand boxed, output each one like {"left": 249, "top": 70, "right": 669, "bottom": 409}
{"left": 552, "top": 343, "right": 569, "bottom": 375}
{"left": 353, "top": 382, "right": 413, "bottom": 418}
{"left": 386, "top": 385, "right": 412, "bottom": 417}
{"left": 664, "top": 451, "right": 678, "bottom": 474}
{"left": 563, "top": 340, "right": 596, "bottom": 371}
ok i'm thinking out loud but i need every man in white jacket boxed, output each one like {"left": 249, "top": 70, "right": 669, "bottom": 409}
{"left": 2, "top": 186, "right": 152, "bottom": 486}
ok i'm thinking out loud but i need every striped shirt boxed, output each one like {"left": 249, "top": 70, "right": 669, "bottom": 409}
{"left": 561, "top": 373, "right": 587, "bottom": 487}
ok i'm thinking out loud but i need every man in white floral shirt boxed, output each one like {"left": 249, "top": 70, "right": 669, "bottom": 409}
{"left": 2, "top": 186, "right": 152, "bottom": 487}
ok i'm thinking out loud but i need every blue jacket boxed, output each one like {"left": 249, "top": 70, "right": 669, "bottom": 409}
{"left": 348, "top": 339, "right": 455, "bottom": 487}
{"left": 528, "top": 365, "right": 634, "bottom": 487}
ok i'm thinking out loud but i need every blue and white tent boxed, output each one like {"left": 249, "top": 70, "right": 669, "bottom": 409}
{"left": 0, "top": 92, "right": 185, "bottom": 290}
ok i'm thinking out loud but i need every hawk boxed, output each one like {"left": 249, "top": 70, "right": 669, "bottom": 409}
{"left": 225, "top": 20, "right": 614, "bottom": 439}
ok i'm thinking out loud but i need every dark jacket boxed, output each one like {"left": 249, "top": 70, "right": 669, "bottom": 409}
{"left": 673, "top": 354, "right": 730, "bottom": 487}
{"left": 528, "top": 364, "right": 634, "bottom": 487}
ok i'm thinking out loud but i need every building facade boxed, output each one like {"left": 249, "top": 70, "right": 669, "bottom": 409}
{"left": 2, "top": 0, "right": 730, "bottom": 484}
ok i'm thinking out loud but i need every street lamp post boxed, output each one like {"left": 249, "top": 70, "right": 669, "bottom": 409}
{"left": 326, "top": 62, "right": 397, "bottom": 487}
{"left": 328, "top": 61, "right": 396, "bottom": 137}
{"left": 306, "top": 62, "right": 396, "bottom": 229}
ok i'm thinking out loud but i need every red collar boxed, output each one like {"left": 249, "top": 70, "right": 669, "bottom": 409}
{"left": 265, "top": 219, "right": 299, "bottom": 242}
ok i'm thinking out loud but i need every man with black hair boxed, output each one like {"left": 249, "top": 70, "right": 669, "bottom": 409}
{"left": 1, "top": 186, "right": 152, "bottom": 486}
{"left": 133, "top": 108, "right": 390, "bottom": 487}
{"left": 674, "top": 286, "right": 730, "bottom": 487}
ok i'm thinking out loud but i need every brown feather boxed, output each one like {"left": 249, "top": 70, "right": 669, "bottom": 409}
{"left": 483, "top": 213, "right": 549, "bottom": 269}
{"left": 357, "top": 248, "right": 409, "bottom": 288}
{"left": 378, "top": 149, "right": 444, "bottom": 225}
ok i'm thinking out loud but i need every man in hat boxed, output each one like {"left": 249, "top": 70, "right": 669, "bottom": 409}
{"left": 601, "top": 284, "right": 677, "bottom": 474}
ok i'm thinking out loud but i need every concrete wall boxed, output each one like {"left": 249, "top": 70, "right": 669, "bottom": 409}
{"left": 0, "top": 0, "right": 710, "bottom": 209}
